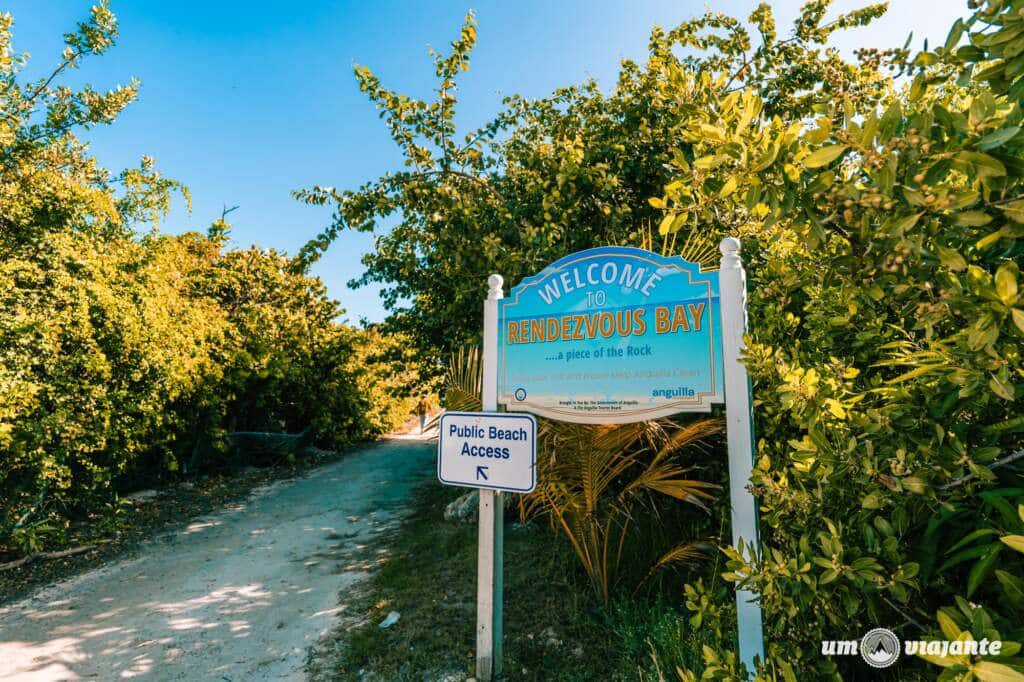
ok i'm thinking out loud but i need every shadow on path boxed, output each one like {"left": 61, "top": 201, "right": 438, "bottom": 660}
{"left": 0, "top": 438, "right": 434, "bottom": 681}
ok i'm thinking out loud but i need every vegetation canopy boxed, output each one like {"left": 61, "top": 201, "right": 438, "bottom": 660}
{"left": 0, "top": 3, "right": 421, "bottom": 562}
{"left": 306, "top": 0, "right": 1024, "bottom": 678}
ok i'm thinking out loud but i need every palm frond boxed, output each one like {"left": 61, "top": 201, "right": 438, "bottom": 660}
{"left": 636, "top": 541, "right": 712, "bottom": 590}
{"left": 426, "top": 344, "right": 482, "bottom": 434}
{"left": 636, "top": 219, "right": 720, "bottom": 269}
{"left": 652, "top": 418, "right": 724, "bottom": 464}
{"left": 445, "top": 343, "right": 482, "bottom": 410}
{"left": 519, "top": 414, "right": 721, "bottom": 604}
{"left": 674, "top": 228, "right": 719, "bottom": 270}
{"left": 625, "top": 464, "right": 719, "bottom": 510}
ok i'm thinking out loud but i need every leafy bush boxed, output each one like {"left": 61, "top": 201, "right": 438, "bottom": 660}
{"left": 643, "top": 1, "right": 1024, "bottom": 678}
{"left": 318, "top": 1, "right": 1024, "bottom": 678}
{"left": 0, "top": 4, "right": 419, "bottom": 556}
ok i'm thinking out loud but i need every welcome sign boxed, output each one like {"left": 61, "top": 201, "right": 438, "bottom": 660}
{"left": 498, "top": 246, "right": 723, "bottom": 423}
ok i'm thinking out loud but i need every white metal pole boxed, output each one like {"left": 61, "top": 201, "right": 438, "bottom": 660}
{"left": 718, "top": 238, "right": 765, "bottom": 678}
{"left": 477, "top": 273, "right": 504, "bottom": 681}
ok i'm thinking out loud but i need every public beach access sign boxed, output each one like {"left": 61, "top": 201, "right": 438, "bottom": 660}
{"left": 498, "top": 246, "right": 723, "bottom": 422}
{"left": 437, "top": 411, "right": 537, "bottom": 493}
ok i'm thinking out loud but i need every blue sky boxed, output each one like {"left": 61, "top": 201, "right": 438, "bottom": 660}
{"left": 6, "top": 1, "right": 965, "bottom": 323}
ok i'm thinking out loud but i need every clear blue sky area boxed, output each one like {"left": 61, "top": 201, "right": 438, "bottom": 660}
{"left": 7, "top": 1, "right": 965, "bottom": 323}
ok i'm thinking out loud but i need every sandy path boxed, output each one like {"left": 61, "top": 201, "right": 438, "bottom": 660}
{"left": 0, "top": 437, "right": 434, "bottom": 681}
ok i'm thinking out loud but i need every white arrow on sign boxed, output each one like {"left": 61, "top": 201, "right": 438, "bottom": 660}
{"left": 437, "top": 412, "right": 536, "bottom": 493}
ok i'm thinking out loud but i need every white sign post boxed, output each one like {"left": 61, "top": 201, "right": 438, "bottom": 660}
{"left": 480, "top": 273, "right": 505, "bottom": 681}
{"left": 718, "top": 237, "right": 766, "bottom": 676}
{"left": 436, "top": 410, "right": 535, "bottom": 681}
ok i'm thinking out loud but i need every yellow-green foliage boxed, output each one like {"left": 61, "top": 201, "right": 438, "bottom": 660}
{"left": 0, "top": 4, "right": 420, "bottom": 554}
{"left": 320, "top": 1, "right": 1024, "bottom": 678}
{"left": 348, "top": 326, "right": 429, "bottom": 434}
{"left": 1, "top": 233, "right": 226, "bottom": 512}
{"left": 647, "top": 2, "right": 1024, "bottom": 679}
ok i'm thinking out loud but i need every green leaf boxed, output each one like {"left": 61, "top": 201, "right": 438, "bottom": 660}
{"left": 937, "top": 610, "right": 962, "bottom": 640}
{"left": 752, "top": 143, "right": 780, "bottom": 172}
{"left": 956, "top": 211, "right": 993, "bottom": 226}
{"left": 978, "top": 228, "right": 1009, "bottom": 250}
{"left": 995, "top": 569, "right": 1024, "bottom": 608}
{"left": 918, "top": 647, "right": 960, "bottom": 668}
{"left": 939, "top": 543, "right": 999, "bottom": 573}
{"left": 904, "top": 187, "right": 927, "bottom": 206}
{"left": 949, "top": 190, "right": 980, "bottom": 210}
{"left": 861, "top": 493, "right": 882, "bottom": 509}
{"left": 893, "top": 212, "right": 923, "bottom": 233}
{"left": 719, "top": 176, "right": 739, "bottom": 198}
{"left": 694, "top": 155, "right": 726, "bottom": 170}
{"left": 802, "top": 145, "right": 848, "bottom": 168}
{"left": 658, "top": 213, "right": 675, "bottom": 235}
{"left": 1013, "top": 309, "right": 1024, "bottom": 333}
{"left": 903, "top": 477, "right": 927, "bottom": 494}
{"left": 820, "top": 568, "right": 840, "bottom": 585}
{"left": 989, "top": 375, "right": 1015, "bottom": 401}
{"left": 995, "top": 262, "right": 1020, "bottom": 304}
{"left": 909, "top": 74, "right": 927, "bottom": 102}
{"left": 896, "top": 562, "right": 919, "bottom": 579}
{"left": 967, "top": 545, "right": 1002, "bottom": 597}
{"left": 658, "top": 212, "right": 688, "bottom": 235}
{"left": 945, "top": 18, "right": 964, "bottom": 52}
{"left": 824, "top": 398, "right": 846, "bottom": 418}
{"left": 778, "top": 660, "right": 798, "bottom": 682}
{"left": 956, "top": 151, "right": 1007, "bottom": 178}
{"left": 977, "top": 126, "right": 1021, "bottom": 151}
{"left": 968, "top": 314, "right": 1000, "bottom": 350}
{"left": 972, "top": 661, "right": 1024, "bottom": 682}
{"left": 699, "top": 124, "right": 726, "bottom": 142}
{"left": 998, "top": 198, "right": 1024, "bottom": 223}
{"left": 936, "top": 246, "right": 968, "bottom": 271}
{"left": 945, "top": 528, "right": 999, "bottom": 555}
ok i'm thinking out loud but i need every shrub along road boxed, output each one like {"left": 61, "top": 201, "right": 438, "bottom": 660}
{"left": 0, "top": 437, "right": 434, "bottom": 681}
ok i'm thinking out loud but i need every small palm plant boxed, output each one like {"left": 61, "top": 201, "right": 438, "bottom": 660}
{"left": 522, "top": 417, "right": 722, "bottom": 605}
{"left": 441, "top": 344, "right": 722, "bottom": 605}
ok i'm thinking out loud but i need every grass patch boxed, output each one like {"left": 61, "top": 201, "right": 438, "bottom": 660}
{"left": 316, "top": 481, "right": 711, "bottom": 681}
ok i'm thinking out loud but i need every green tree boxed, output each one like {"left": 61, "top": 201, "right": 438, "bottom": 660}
{"left": 0, "top": 3, "right": 187, "bottom": 251}
{"left": 295, "top": 3, "right": 887, "bottom": 377}
{"left": 0, "top": 4, "right": 418, "bottom": 558}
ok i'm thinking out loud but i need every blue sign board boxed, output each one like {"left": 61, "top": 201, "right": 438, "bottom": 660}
{"left": 498, "top": 246, "right": 723, "bottom": 423}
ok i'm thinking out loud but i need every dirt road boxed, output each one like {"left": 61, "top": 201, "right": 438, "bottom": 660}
{"left": 0, "top": 437, "right": 434, "bottom": 681}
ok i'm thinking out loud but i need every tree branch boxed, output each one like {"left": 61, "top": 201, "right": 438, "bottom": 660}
{"left": 0, "top": 545, "right": 96, "bottom": 572}
{"left": 940, "top": 448, "right": 1024, "bottom": 491}
{"left": 881, "top": 594, "right": 926, "bottom": 631}
{"left": 1, "top": 47, "right": 87, "bottom": 124}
